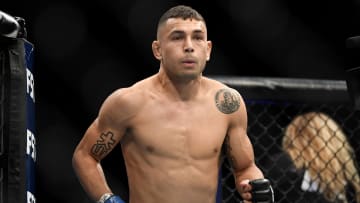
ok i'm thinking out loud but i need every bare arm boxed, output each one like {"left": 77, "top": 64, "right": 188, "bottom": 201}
{"left": 72, "top": 89, "right": 130, "bottom": 201}
{"left": 222, "top": 89, "right": 264, "bottom": 200}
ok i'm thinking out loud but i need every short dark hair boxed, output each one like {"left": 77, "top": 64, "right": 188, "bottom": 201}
{"left": 157, "top": 5, "right": 205, "bottom": 30}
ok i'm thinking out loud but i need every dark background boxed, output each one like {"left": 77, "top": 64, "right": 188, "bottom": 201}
{"left": 2, "top": 0, "right": 360, "bottom": 202}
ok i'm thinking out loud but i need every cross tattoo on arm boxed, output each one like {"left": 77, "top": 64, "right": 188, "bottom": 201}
{"left": 91, "top": 131, "right": 116, "bottom": 158}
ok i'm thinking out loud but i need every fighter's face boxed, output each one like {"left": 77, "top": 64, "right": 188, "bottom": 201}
{"left": 153, "top": 18, "right": 212, "bottom": 81}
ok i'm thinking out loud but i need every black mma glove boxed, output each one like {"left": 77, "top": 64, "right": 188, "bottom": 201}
{"left": 249, "top": 178, "right": 274, "bottom": 203}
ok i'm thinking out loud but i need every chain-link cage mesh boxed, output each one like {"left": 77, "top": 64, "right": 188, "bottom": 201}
{"left": 213, "top": 77, "right": 360, "bottom": 203}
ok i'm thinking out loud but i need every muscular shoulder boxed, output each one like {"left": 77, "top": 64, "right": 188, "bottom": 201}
{"left": 204, "top": 77, "right": 246, "bottom": 116}
{"left": 102, "top": 87, "right": 141, "bottom": 110}
{"left": 214, "top": 87, "right": 243, "bottom": 114}
{"left": 98, "top": 81, "right": 149, "bottom": 125}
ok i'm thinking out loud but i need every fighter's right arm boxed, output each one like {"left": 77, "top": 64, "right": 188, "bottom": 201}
{"left": 72, "top": 88, "right": 133, "bottom": 202}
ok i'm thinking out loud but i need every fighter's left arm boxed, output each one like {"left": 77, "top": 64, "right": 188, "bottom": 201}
{"left": 219, "top": 88, "right": 273, "bottom": 202}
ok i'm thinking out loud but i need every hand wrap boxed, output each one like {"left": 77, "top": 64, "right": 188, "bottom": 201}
{"left": 97, "top": 193, "right": 125, "bottom": 203}
{"left": 249, "top": 178, "right": 274, "bottom": 203}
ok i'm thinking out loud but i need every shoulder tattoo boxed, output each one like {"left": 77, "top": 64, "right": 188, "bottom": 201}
{"left": 91, "top": 131, "right": 116, "bottom": 158}
{"left": 215, "top": 88, "right": 240, "bottom": 114}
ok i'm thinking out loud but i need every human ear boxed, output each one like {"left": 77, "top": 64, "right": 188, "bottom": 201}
{"left": 152, "top": 40, "right": 162, "bottom": 60}
{"left": 206, "top": 40, "right": 212, "bottom": 61}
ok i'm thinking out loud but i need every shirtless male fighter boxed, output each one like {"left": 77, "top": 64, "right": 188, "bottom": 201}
{"left": 72, "top": 5, "right": 274, "bottom": 203}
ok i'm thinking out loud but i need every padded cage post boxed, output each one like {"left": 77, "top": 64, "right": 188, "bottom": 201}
{"left": 0, "top": 34, "right": 35, "bottom": 203}
{"left": 346, "top": 36, "right": 360, "bottom": 110}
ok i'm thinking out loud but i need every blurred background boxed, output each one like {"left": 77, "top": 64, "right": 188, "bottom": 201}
{"left": 2, "top": 0, "right": 360, "bottom": 202}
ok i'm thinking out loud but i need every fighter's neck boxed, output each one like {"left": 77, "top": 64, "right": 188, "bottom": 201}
{"left": 156, "top": 70, "right": 203, "bottom": 101}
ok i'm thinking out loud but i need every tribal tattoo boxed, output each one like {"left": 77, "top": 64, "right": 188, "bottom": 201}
{"left": 91, "top": 131, "right": 116, "bottom": 158}
{"left": 215, "top": 88, "right": 240, "bottom": 114}
{"left": 225, "top": 135, "right": 238, "bottom": 170}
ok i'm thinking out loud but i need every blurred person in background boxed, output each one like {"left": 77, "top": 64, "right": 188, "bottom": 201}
{"left": 282, "top": 112, "right": 360, "bottom": 203}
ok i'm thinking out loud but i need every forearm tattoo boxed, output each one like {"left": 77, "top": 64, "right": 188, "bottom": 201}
{"left": 91, "top": 131, "right": 116, "bottom": 157}
{"left": 225, "top": 135, "right": 238, "bottom": 171}
{"left": 215, "top": 88, "right": 240, "bottom": 114}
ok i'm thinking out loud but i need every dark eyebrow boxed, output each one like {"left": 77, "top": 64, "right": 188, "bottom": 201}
{"left": 170, "top": 29, "right": 204, "bottom": 36}
{"left": 170, "top": 30, "right": 185, "bottom": 35}
{"left": 193, "top": 29, "right": 204, "bottom": 34}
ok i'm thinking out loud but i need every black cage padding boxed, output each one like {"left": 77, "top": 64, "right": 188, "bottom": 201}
{"left": 0, "top": 36, "right": 27, "bottom": 203}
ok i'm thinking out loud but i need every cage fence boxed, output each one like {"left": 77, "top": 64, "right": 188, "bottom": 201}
{"left": 212, "top": 76, "right": 360, "bottom": 203}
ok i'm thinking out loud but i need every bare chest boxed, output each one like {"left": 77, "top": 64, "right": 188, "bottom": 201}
{"left": 126, "top": 101, "right": 228, "bottom": 159}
